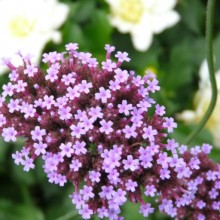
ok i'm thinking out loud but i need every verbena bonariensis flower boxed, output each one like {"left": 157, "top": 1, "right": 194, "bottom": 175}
{"left": 0, "top": 44, "right": 219, "bottom": 219}
{"left": 175, "top": 144, "right": 220, "bottom": 220}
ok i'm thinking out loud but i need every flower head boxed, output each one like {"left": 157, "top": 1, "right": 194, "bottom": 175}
{"left": 106, "top": 0, "right": 180, "bottom": 51}
{"left": 177, "top": 60, "right": 220, "bottom": 147}
{"left": 175, "top": 145, "right": 220, "bottom": 219}
{"left": 0, "top": 43, "right": 219, "bottom": 220}
{"left": 0, "top": 0, "right": 69, "bottom": 74}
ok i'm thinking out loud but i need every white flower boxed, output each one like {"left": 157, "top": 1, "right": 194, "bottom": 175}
{"left": 106, "top": 0, "right": 180, "bottom": 51}
{"left": 177, "top": 60, "right": 220, "bottom": 147}
{"left": 0, "top": 0, "right": 69, "bottom": 74}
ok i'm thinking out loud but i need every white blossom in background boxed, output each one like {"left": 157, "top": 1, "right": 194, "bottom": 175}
{"left": 106, "top": 0, "right": 180, "bottom": 51}
{"left": 177, "top": 60, "right": 220, "bottom": 147}
{"left": 0, "top": 0, "right": 69, "bottom": 74}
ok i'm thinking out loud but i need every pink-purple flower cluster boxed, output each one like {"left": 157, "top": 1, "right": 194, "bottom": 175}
{"left": 0, "top": 44, "right": 219, "bottom": 220}
{"left": 175, "top": 144, "right": 220, "bottom": 220}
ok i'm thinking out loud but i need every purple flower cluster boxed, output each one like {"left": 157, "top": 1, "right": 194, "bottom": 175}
{"left": 0, "top": 44, "right": 219, "bottom": 220}
{"left": 175, "top": 144, "right": 220, "bottom": 220}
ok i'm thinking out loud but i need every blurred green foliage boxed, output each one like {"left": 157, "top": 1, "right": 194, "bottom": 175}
{"left": 1, "top": 0, "right": 220, "bottom": 219}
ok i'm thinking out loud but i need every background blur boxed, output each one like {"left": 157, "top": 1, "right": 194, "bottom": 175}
{"left": 0, "top": 0, "right": 220, "bottom": 219}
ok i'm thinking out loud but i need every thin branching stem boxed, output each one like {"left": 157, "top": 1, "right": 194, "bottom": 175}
{"left": 185, "top": 0, "right": 217, "bottom": 144}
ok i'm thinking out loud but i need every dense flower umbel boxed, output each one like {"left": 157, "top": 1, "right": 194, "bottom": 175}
{"left": 0, "top": 44, "right": 219, "bottom": 219}
{"left": 175, "top": 144, "right": 220, "bottom": 220}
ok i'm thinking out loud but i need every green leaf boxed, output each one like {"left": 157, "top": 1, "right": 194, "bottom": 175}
{"left": 44, "top": 184, "right": 79, "bottom": 220}
{"left": 0, "top": 139, "right": 9, "bottom": 164}
{"left": 0, "top": 74, "right": 10, "bottom": 93}
{"left": 163, "top": 36, "right": 205, "bottom": 91}
{"left": 11, "top": 162, "right": 36, "bottom": 185}
{"left": 127, "top": 44, "right": 161, "bottom": 73}
{"left": 170, "top": 123, "right": 213, "bottom": 147}
{"left": 84, "top": 10, "right": 112, "bottom": 52}
{"left": 112, "top": 32, "right": 161, "bottom": 73}
{"left": 0, "top": 199, "right": 45, "bottom": 220}
{"left": 55, "top": 210, "right": 79, "bottom": 220}
{"left": 178, "top": 0, "right": 205, "bottom": 34}
{"left": 72, "top": 0, "right": 95, "bottom": 23}
{"left": 210, "top": 147, "right": 220, "bottom": 163}
{"left": 62, "top": 21, "right": 87, "bottom": 48}
{"left": 122, "top": 201, "right": 169, "bottom": 220}
{"left": 166, "top": 42, "right": 194, "bottom": 89}
{"left": 122, "top": 201, "right": 146, "bottom": 220}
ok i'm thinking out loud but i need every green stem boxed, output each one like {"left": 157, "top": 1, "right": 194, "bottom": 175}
{"left": 185, "top": 0, "right": 217, "bottom": 145}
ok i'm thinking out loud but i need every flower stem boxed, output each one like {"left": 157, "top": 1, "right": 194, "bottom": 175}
{"left": 185, "top": 0, "right": 217, "bottom": 145}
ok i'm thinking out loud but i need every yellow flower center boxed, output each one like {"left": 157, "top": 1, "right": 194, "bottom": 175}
{"left": 9, "top": 16, "right": 35, "bottom": 38}
{"left": 118, "top": 0, "right": 144, "bottom": 23}
{"left": 146, "top": 66, "right": 157, "bottom": 75}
